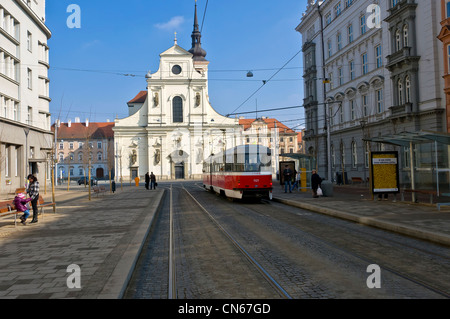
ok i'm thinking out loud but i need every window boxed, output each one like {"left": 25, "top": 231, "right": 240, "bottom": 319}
{"left": 27, "top": 106, "right": 32, "bottom": 125}
{"left": 392, "top": 0, "right": 399, "bottom": 8}
{"left": 328, "top": 73, "right": 334, "bottom": 89}
{"left": 348, "top": 24, "right": 353, "bottom": 44}
{"left": 375, "top": 45, "right": 383, "bottom": 68}
{"left": 331, "top": 145, "right": 335, "bottom": 168}
{"left": 5, "top": 146, "right": 10, "bottom": 177}
{"left": 398, "top": 79, "right": 404, "bottom": 105}
{"left": 395, "top": 29, "right": 401, "bottom": 51}
{"left": 360, "top": 15, "right": 366, "bottom": 35}
{"left": 329, "top": 106, "right": 334, "bottom": 126}
{"left": 69, "top": 142, "right": 74, "bottom": 149}
{"left": 345, "top": 0, "right": 353, "bottom": 8}
{"left": 173, "top": 96, "right": 183, "bottom": 123}
{"left": 97, "top": 152, "right": 102, "bottom": 161}
{"left": 376, "top": 89, "right": 383, "bottom": 113}
{"left": 27, "top": 68, "right": 32, "bottom": 89}
{"left": 97, "top": 142, "right": 102, "bottom": 149}
{"left": 340, "top": 104, "right": 344, "bottom": 123}
{"left": 405, "top": 76, "right": 411, "bottom": 103}
{"left": 362, "top": 95, "right": 368, "bottom": 117}
{"left": 78, "top": 153, "right": 83, "bottom": 161}
{"left": 448, "top": 45, "right": 450, "bottom": 74}
{"left": 335, "top": 3, "right": 341, "bottom": 17}
{"left": 328, "top": 40, "right": 332, "bottom": 58}
{"left": 349, "top": 60, "right": 355, "bottom": 80}
{"left": 352, "top": 141, "right": 357, "bottom": 168}
{"left": 350, "top": 100, "right": 355, "bottom": 120}
{"left": 447, "top": 0, "right": 450, "bottom": 19}
{"left": 403, "top": 25, "right": 409, "bottom": 47}
{"left": 59, "top": 143, "right": 64, "bottom": 150}
{"left": 362, "top": 53, "right": 368, "bottom": 75}
{"left": 365, "top": 142, "right": 369, "bottom": 168}
{"left": 338, "top": 67, "right": 343, "bottom": 86}
{"left": 337, "top": 33, "right": 342, "bottom": 51}
{"left": 27, "top": 31, "right": 32, "bottom": 52}
{"left": 326, "top": 12, "right": 332, "bottom": 25}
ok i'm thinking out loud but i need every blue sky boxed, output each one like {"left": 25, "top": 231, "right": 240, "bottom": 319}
{"left": 46, "top": 0, "right": 306, "bottom": 129}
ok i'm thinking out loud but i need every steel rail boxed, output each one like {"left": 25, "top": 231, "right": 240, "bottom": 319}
{"left": 182, "top": 184, "right": 292, "bottom": 299}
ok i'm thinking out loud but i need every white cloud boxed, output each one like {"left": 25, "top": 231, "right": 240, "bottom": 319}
{"left": 154, "top": 16, "right": 185, "bottom": 31}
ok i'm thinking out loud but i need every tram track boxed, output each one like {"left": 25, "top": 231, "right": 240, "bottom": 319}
{"left": 180, "top": 185, "right": 292, "bottom": 299}
{"left": 192, "top": 187, "right": 450, "bottom": 298}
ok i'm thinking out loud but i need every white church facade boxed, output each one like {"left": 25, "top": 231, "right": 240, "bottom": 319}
{"left": 113, "top": 4, "right": 241, "bottom": 181}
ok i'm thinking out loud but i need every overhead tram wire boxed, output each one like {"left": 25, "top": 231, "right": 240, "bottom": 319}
{"left": 225, "top": 48, "right": 303, "bottom": 120}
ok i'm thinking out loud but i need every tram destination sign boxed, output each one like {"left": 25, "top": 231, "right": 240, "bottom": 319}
{"left": 370, "top": 151, "right": 400, "bottom": 194}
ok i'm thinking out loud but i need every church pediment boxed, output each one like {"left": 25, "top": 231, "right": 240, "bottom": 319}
{"left": 160, "top": 45, "right": 193, "bottom": 57}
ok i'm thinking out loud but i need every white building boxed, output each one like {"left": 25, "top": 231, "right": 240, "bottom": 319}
{"left": 114, "top": 4, "right": 240, "bottom": 181}
{"left": 0, "top": 0, "right": 52, "bottom": 196}
{"left": 296, "top": 0, "right": 445, "bottom": 183}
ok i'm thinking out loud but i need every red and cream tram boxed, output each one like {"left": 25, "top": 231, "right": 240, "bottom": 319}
{"left": 202, "top": 145, "right": 273, "bottom": 200}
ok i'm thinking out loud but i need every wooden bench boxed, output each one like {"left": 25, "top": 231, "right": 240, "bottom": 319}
{"left": 351, "top": 177, "right": 364, "bottom": 184}
{"left": 38, "top": 195, "right": 56, "bottom": 217}
{"left": 93, "top": 185, "right": 107, "bottom": 197}
{"left": 0, "top": 200, "right": 20, "bottom": 226}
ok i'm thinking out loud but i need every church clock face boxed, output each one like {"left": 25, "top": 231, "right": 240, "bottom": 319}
{"left": 172, "top": 65, "right": 182, "bottom": 75}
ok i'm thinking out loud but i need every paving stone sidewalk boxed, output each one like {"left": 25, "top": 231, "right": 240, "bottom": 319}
{"left": 0, "top": 185, "right": 164, "bottom": 299}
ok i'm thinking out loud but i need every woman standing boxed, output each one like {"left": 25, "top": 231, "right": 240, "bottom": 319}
{"left": 311, "top": 169, "right": 322, "bottom": 198}
{"left": 27, "top": 174, "right": 40, "bottom": 224}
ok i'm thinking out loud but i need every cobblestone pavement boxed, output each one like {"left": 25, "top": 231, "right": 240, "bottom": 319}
{"left": 0, "top": 184, "right": 164, "bottom": 299}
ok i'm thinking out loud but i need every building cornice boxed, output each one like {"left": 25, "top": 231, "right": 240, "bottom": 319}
{"left": 13, "top": 0, "right": 51, "bottom": 39}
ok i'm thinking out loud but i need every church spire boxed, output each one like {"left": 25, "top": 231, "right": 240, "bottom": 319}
{"left": 189, "top": 0, "right": 207, "bottom": 61}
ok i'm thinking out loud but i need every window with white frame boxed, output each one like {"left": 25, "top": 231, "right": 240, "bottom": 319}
{"left": 360, "top": 15, "right": 366, "bottom": 35}
{"left": 338, "top": 67, "right": 343, "bottom": 86}
{"left": 403, "top": 25, "right": 409, "bottom": 47}
{"left": 326, "top": 12, "right": 331, "bottom": 25}
{"left": 335, "top": 3, "right": 341, "bottom": 17}
{"left": 348, "top": 24, "right": 353, "bottom": 44}
{"left": 27, "top": 31, "right": 32, "bottom": 52}
{"left": 376, "top": 45, "right": 382, "bottom": 68}
{"left": 349, "top": 60, "right": 355, "bottom": 80}
{"left": 362, "top": 53, "right": 368, "bottom": 75}
{"left": 350, "top": 100, "right": 355, "bottom": 120}
{"left": 328, "top": 40, "right": 332, "bottom": 58}
{"left": 27, "top": 68, "right": 32, "bottom": 89}
{"left": 398, "top": 79, "right": 404, "bottom": 105}
{"left": 405, "top": 76, "right": 411, "bottom": 103}
{"left": 376, "top": 89, "right": 383, "bottom": 113}
{"left": 362, "top": 95, "right": 368, "bottom": 117}
{"left": 337, "top": 33, "right": 342, "bottom": 51}
{"left": 395, "top": 29, "right": 401, "bottom": 51}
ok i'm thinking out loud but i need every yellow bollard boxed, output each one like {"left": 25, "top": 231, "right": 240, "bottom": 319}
{"left": 301, "top": 168, "right": 307, "bottom": 192}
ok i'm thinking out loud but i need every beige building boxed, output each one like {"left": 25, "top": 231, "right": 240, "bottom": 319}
{"left": 51, "top": 120, "right": 115, "bottom": 182}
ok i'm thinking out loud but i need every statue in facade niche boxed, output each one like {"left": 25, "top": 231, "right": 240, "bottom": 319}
{"left": 154, "top": 149, "right": 161, "bottom": 165}
{"left": 131, "top": 150, "right": 137, "bottom": 165}
{"left": 154, "top": 92, "right": 159, "bottom": 107}
{"left": 195, "top": 92, "right": 201, "bottom": 107}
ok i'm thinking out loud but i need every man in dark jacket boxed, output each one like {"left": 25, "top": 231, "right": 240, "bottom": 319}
{"left": 145, "top": 172, "right": 150, "bottom": 190}
{"left": 311, "top": 169, "right": 322, "bottom": 198}
{"left": 283, "top": 165, "right": 293, "bottom": 193}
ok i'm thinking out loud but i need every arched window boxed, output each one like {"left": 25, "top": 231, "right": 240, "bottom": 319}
{"left": 173, "top": 96, "right": 183, "bottom": 123}
{"left": 395, "top": 29, "right": 401, "bottom": 51}
{"left": 398, "top": 79, "right": 404, "bottom": 105}
{"left": 405, "top": 76, "right": 411, "bottom": 103}
{"left": 403, "top": 25, "right": 409, "bottom": 47}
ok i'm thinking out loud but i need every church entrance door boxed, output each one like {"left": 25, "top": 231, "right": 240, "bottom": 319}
{"left": 175, "top": 163, "right": 185, "bottom": 179}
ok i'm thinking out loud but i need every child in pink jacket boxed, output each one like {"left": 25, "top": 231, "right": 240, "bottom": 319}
{"left": 13, "top": 193, "right": 32, "bottom": 225}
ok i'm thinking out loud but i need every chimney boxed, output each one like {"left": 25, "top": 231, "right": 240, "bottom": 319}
{"left": 75, "top": 117, "right": 80, "bottom": 123}
{"left": 68, "top": 119, "right": 72, "bottom": 128}
{"left": 86, "top": 119, "right": 89, "bottom": 127}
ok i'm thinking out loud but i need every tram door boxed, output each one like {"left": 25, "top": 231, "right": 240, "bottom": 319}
{"left": 175, "top": 163, "right": 185, "bottom": 179}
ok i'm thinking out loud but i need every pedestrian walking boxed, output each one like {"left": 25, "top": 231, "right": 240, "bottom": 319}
{"left": 311, "top": 169, "right": 322, "bottom": 198}
{"left": 13, "top": 193, "right": 32, "bottom": 225}
{"left": 27, "top": 174, "right": 40, "bottom": 223}
{"left": 150, "top": 172, "right": 157, "bottom": 190}
{"left": 283, "top": 165, "right": 293, "bottom": 193}
{"left": 145, "top": 172, "right": 150, "bottom": 190}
